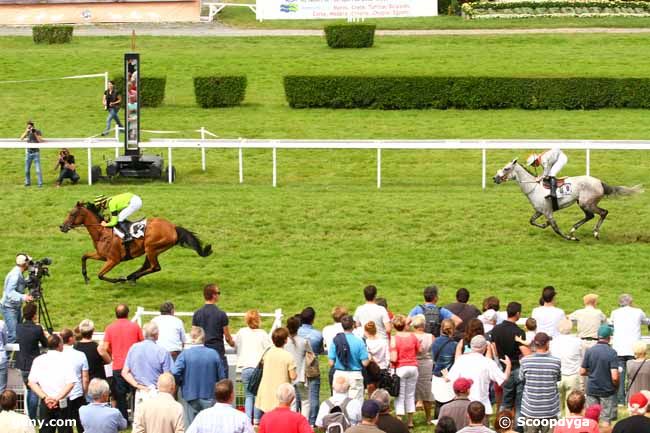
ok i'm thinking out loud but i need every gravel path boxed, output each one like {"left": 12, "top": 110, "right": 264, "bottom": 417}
{"left": 2, "top": 22, "right": 650, "bottom": 37}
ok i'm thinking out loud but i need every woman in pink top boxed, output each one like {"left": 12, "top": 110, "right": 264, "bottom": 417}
{"left": 390, "top": 314, "right": 420, "bottom": 428}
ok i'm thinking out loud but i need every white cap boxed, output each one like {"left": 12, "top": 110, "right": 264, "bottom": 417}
{"left": 16, "top": 254, "right": 31, "bottom": 266}
{"left": 526, "top": 153, "right": 538, "bottom": 166}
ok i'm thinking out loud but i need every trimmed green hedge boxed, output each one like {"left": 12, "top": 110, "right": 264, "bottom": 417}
{"left": 193, "top": 76, "right": 247, "bottom": 108}
{"left": 324, "top": 25, "right": 376, "bottom": 48}
{"left": 462, "top": 0, "right": 650, "bottom": 18}
{"left": 284, "top": 76, "right": 650, "bottom": 110}
{"left": 113, "top": 76, "right": 166, "bottom": 107}
{"left": 32, "top": 25, "right": 73, "bottom": 44}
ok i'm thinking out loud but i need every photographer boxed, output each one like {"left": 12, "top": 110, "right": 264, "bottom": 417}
{"left": 19, "top": 120, "right": 43, "bottom": 188}
{"left": 54, "top": 148, "right": 80, "bottom": 187}
{"left": 1, "top": 254, "right": 34, "bottom": 343}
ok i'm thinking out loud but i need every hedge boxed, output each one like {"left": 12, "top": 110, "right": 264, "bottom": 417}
{"left": 113, "top": 76, "right": 166, "bottom": 108}
{"left": 32, "top": 25, "right": 73, "bottom": 44}
{"left": 462, "top": 0, "right": 650, "bottom": 18}
{"left": 324, "top": 25, "right": 376, "bottom": 48}
{"left": 193, "top": 76, "right": 247, "bottom": 108}
{"left": 283, "top": 76, "right": 650, "bottom": 110}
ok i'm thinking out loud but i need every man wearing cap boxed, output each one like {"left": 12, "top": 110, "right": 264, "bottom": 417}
{"left": 519, "top": 332, "right": 561, "bottom": 432}
{"left": 609, "top": 293, "right": 650, "bottom": 405}
{"left": 526, "top": 147, "right": 568, "bottom": 210}
{"left": 568, "top": 294, "right": 606, "bottom": 355}
{"left": 611, "top": 391, "right": 650, "bottom": 432}
{"left": 345, "top": 400, "right": 384, "bottom": 433}
{"left": 580, "top": 324, "right": 619, "bottom": 427}
{"left": 1, "top": 254, "right": 34, "bottom": 343}
{"left": 94, "top": 192, "right": 143, "bottom": 243}
{"left": 438, "top": 378, "right": 473, "bottom": 431}
{"left": 447, "top": 335, "right": 512, "bottom": 419}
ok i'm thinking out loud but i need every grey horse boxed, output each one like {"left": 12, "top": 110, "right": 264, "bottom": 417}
{"left": 494, "top": 159, "right": 643, "bottom": 241}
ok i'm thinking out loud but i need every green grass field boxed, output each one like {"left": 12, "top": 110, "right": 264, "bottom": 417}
{"left": 214, "top": 7, "right": 650, "bottom": 29}
{"left": 2, "top": 30, "right": 650, "bottom": 433}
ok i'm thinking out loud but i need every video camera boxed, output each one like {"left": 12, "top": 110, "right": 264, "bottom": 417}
{"left": 26, "top": 257, "right": 52, "bottom": 299}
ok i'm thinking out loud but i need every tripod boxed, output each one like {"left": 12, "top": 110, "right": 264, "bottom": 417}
{"left": 36, "top": 291, "right": 54, "bottom": 335}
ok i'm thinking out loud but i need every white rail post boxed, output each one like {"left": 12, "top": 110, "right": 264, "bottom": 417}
{"left": 376, "top": 147, "right": 382, "bottom": 189}
{"left": 87, "top": 146, "right": 92, "bottom": 186}
{"left": 585, "top": 146, "right": 591, "bottom": 177}
{"left": 272, "top": 146, "right": 277, "bottom": 188}
{"left": 200, "top": 127, "right": 206, "bottom": 172}
{"left": 104, "top": 71, "right": 109, "bottom": 90}
{"left": 482, "top": 147, "right": 487, "bottom": 190}
{"left": 168, "top": 146, "right": 173, "bottom": 184}
{"left": 238, "top": 146, "right": 244, "bottom": 184}
{"left": 114, "top": 124, "right": 120, "bottom": 157}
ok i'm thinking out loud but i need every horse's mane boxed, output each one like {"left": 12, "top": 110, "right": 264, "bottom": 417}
{"left": 83, "top": 202, "right": 104, "bottom": 220}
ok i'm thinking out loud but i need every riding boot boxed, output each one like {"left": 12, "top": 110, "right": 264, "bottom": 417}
{"left": 118, "top": 221, "right": 133, "bottom": 242}
{"left": 549, "top": 176, "right": 559, "bottom": 211}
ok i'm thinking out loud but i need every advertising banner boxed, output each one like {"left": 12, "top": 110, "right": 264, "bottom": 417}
{"left": 257, "top": 0, "right": 438, "bottom": 20}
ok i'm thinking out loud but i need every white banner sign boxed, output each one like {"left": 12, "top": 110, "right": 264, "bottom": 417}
{"left": 256, "top": 0, "right": 438, "bottom": 20}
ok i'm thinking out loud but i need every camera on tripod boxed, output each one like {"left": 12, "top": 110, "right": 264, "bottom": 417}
{"left": 26, "top": 257, "right": 52, "bottom": 300}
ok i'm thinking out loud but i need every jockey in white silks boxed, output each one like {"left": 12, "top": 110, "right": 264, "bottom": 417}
{"left": 526, "top": 148, "right": 568, "bottom": 210}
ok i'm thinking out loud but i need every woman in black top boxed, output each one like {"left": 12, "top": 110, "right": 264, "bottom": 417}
{"left": 74, "top": 319, "right": 110, "bottom": 383}
{"left": 15, "top": 303, "right": 47, "bottom": 419}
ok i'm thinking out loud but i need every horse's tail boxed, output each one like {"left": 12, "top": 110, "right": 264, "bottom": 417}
{"left": 175, "top": 226, "right": 213, "bottom": 257}
{"left": 602, "top": 182, "right": 644, "bottom": 198}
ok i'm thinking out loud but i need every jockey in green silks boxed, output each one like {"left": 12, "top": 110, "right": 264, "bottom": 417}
{"left": 94, "top": 192, "right": 142, "bottom": 242}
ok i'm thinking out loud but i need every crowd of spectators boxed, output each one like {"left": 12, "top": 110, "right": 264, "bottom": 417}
{"left": 1, "top": 282, "right": 650, "bottom": 433}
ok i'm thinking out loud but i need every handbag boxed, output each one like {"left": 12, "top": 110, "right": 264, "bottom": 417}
{"left": 304, "top": 340, "right": 321, "bottom": 380}
{"left": 379, "top": 368, "right": 400, "bottom": 397}
{"left": 247, "top": 347, "right": 270, "bottom": 396}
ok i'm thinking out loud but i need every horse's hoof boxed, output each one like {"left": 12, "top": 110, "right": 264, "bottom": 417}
{"left": 569, "top": 236, "right": 579, "bottom": 242}
{"left": 84, "top": 277, "right": 90, "bottom": 285}
{"left": 119, "top": 277, "right": 128, "bottom": 283}
{"left": 594, "top": 231, "right": 600, "bottom": 240}
{"left": 569, "top": 228, "right": 576, "bottom": 234}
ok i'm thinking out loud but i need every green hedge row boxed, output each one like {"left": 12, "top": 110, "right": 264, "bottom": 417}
{"left": 113, "top": 76, "right": 167, "bottom": 108}
{"left": 324, "top": 25, "right": 376, "bottom": 48}
{"left": 32, "top": 25, "right": 73, "bottom": 44}
{"left": 462, "top": 0, "right": 650, "bottom": 18}
{"left": 284, "top": 76, "right": 650, "bottom": 110}
{"left": 193, "top": 76, "right": 247, "bottom": 108}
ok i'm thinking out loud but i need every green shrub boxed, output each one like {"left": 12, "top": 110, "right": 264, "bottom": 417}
{"left": 193, "top": 76, "right": 247, "bottom": 108}
{"left": 32, "top": 25, "right": 73, "bottom": 44}
{"left": 324, "top": 25, "right": 376, "bottom": 48}
{"left": 462, "top": 0, "right": 650, "bottom": 18}
{"left": 283, "top": 76, "right": 650, "bottom": 110}
{"left": 113, "top": 76, "right": 166, "bottom": 107}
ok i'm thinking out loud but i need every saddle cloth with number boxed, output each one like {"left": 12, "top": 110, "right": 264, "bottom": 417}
{"left": 113, "top": 219, "right": 147, "bottom": 239}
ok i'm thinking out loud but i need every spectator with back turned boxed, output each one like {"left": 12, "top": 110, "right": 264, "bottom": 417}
{"left": 256, "top": 327, "right": 298, "bottom": 415}
{"left": 79, "top": 379, "right": 128, "bottom": 433}
{"left": 328, "top": 315, "right": 369, "bottom": 403}
{"left": 15, "top": 303, "right": 47, "bottom": 420}
{"left": 133, "top": 373, "right": 184, "bottom": 433}
{"left": 258, "top": 383, "right": 313, "bottom": 433}
{"left": 152, "top": 301, "right": 187, "bottom": 361}
{"left": 61, "top": 328, "right": 90, "bottom": 433}
{"left": 0, "top": 389, "right": 35, "bottom": 433}
{"left": 298, "top": 306, "right": 324, "bottom": 427}
{"left": 444, "top": 288, "right": 481, "bottom": 339}
{"left": 186, "top": 379, "right": 254, "bottom": 433}
{"left": 371, "top": 388, "right": 409, "bottom": 433}
{"left": 2, "top": 253, "right": 34, "bottom": 343}
{"left": 75, "top": 319, "right": 110, "bottom": 384}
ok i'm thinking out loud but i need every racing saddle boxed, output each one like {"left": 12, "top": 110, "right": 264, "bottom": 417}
{"left": 541, "top": 177, "right": 567, "bottom": 189}
{"left": 113, "top": 219, "right": 147, "bottom": 242}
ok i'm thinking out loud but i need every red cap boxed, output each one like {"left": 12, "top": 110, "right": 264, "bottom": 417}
{"left": 629, "top": 392, "right": 649, "bottom": 411}
{"left": 453, "top": 377, "right": 473, "bottom": 394}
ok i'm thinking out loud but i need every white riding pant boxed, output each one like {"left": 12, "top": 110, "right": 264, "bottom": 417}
{"left": 395, "top": 365, "right": 418, "bottom": 416}
{"left": 547, "top": 152, "right": 568, "bottom": 177}
{"left": 117, "top": 195, "right": 142, "bottom": 222}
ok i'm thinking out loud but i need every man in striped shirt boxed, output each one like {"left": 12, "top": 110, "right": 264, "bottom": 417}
{"left": 519, "top": 332, "right": 561, "bottom": 433}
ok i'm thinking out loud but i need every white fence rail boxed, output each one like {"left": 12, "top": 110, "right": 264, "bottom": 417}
{"left": 2, "top": 137, "right": 650, "bottom": 188}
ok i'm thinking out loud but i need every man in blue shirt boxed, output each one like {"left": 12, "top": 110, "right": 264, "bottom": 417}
{"left": 80, "top": 378, "right": 128, "bottom": 433}
{"left": 328, "top": 315, "right": 369, "bottom": 404}
{"left": 407, "top": 285, "right": 461, "bottom": 336}
{"left": 298, "top": 307, "right": 324, "bottom": 426}
{"left": 172, "top": 326, "right": 226, "bottom": 428}
{"left": 1, "top": 253, "right": 34, "bottom": 343}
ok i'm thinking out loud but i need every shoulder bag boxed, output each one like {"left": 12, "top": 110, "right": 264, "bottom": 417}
{"left": 247, "top": 347, "right": 271, "bottom": 395}
{"left": 304, "top": 339, "right": 321, "bottom": 380}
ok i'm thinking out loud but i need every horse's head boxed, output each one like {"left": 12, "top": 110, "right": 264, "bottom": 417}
{"left": 493, "top": 159, "right": 518, "bottom": 184}
{"left": 60, "top": 202, "right": 102, "bottom": 232}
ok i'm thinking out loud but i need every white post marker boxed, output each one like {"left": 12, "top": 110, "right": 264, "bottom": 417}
{"left": 168, "top": 146, "right": 173, "bottom": 184}
{"left": 272, "top": 146, "right": 277, "bottom": 188}
{"left": 376, "top": 147, "right": 382, "bottom": 189}
{"left": 238, "top": 147, "right": 243, "bottom": 184}
{"left": 114, "top": 124, "right": 120, "bottom": 158}
{"left": 87, "top": 146, "right": 92, "bottom": 186}
{"left": 104, "top": 71, "right": 109, "bottom": 91}
{"left": 200, "top": 127, "right": 206, "bottom": 172}
{"left": 585, "top": 146, "right": 591, "bottom": 177}
{"left": 482, "top": 147, "right": 487, "bottom": 190}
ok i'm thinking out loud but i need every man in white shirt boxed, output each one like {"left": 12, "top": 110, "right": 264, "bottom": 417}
{"left": 28, "top": 334, "right": 76, "bottom": 433}
{"left": 152, "top": 301, "right": 187, "bottom": 360}
{"left": 568, "top": 293, "right": 606, "bottom": 353}
{"left": 353, "top": 285, "right": 391, "bottom": 340}
{"left": 0, "top": 389, "right": 35, "bottom": 433}
{"left": 531, "top": 286, "right": 565, "bottom": 337}
{"left": 447, "top": 335, "right": 512, "bottom": 416}
{"left": 187, "top": 379, "right": 254, "bottom": 433}
{"left": 61, "top": 328, "right": 89, "bottom": 433}
{"left": 550, "top": 319, "right": 583, "bottom": 416}
{"left": 315, "top": 375, "right": 362, "bottom": 428}
{"left": 322, "top": 306, "right": 346, "bottom": 352}
{"left": 610, "top": 293, "right": 650, "bottom": 404}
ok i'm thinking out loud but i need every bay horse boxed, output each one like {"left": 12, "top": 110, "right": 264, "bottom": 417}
{"left": 494, "top": 159, "right": 643, "bottom": 241}
{"left": 60, "top": 202, "right": 212, "bottom": 283}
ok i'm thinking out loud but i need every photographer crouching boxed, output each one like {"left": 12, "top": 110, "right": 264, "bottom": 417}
{"left": 54, "top": 148, "right": 80, "bottom": 188}
{"left": 1, "top": 254, "right": 34, "bottom": 343}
